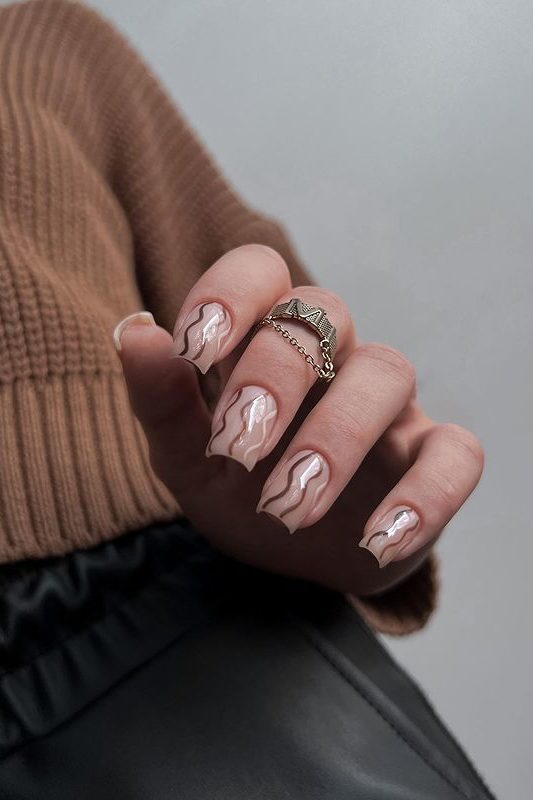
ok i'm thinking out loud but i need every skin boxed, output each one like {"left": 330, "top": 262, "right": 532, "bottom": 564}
{"left": 114, "top": 244, "right": 484, "bottom": 597}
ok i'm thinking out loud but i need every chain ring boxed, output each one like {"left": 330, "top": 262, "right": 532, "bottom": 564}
{"left": 256, "top": 317, "right": 336, "bottom": 382}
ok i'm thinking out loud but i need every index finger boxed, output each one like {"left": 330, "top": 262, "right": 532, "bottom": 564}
{"left": 171, "top": 244, "right": 291, "bottom": 373}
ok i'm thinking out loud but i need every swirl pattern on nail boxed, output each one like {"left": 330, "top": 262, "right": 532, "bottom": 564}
{"left": 359, "top": 507, "right": 420, "bottom": 568}
{"left": 171, "top": 302, "right": 231, "bottom": 374}
{"left": 258, "top": 450, "right": 329, "bottom": 533}
{"left": 206, "top": 386, "right": 277, "bottom": 471}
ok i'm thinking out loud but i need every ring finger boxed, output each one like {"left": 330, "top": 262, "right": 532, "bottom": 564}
{"left": 257, "top": 343, "right": 416, "bottom": 531}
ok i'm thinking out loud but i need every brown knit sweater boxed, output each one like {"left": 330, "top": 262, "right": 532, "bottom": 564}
{"left": 0, "top": 0, "right": 436, "bottom": 634}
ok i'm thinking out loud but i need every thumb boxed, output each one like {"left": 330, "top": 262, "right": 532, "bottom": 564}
{"left": 113, "top": 312, "right": 213, "bottom": 496}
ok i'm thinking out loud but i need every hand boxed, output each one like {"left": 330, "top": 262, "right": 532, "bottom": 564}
{"left": 114, "top": 245, "right": 483, "bottom": 596}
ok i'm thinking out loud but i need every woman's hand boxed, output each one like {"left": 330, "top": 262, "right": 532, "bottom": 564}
{"left": 114, "top": 245, "right": 483, "bottom": 596}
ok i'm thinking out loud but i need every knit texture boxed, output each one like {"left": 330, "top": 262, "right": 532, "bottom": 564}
{"left": 0, "top": 0, "right": 436, "bottom": 634}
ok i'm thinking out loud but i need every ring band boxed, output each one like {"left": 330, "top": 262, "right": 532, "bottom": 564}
{"left": 255, "top": 298, "right": 337, "bottom": 382}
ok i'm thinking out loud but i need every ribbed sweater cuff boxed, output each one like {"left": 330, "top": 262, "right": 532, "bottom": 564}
{"left": 0, "top": 373, "right": 178, "bottom": 561}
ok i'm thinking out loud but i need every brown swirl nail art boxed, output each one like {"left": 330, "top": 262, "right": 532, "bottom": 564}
{"left": 206, "top": 386, "right": 277, "bottom": 471}
{"left": 257, "top": 450, "right": 330, "bottom": 534}
{"left": 171, "top": 302, "right": 231, "bottom": 373}
{"left": 359, "top": 507, "right": 420, "bottom": 568}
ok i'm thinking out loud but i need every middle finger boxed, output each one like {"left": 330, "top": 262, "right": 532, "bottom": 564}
{"left": 206, "top": 286, "right": 355, "bottom": 470}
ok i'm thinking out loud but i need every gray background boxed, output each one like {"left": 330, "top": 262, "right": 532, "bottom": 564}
{"left": 89, "top": 2, "right": 532, "bottom": 797}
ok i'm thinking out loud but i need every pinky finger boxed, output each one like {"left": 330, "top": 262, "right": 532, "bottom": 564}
{"left": 359, "top": 424, "right": 484, "bottom": 568}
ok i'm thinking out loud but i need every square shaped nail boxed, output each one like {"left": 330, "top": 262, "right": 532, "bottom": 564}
{"left": 206, "top": 386, "right": 277, "bottom": 471}
{"left": 257, "top": 450, "right": 329, "bottom": 533}
{"left": 359, "top": 507, "right": 420, "bottom": 568}
{"left": 171, "top": 302, "right": 231, "bottom": 373}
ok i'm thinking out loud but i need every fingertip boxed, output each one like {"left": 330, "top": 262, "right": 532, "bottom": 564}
{"left": 358, "top": 507, "right": 422, "bottom": 569}
{"left": 113, "top": 311, "right": 156, "bottom": 353}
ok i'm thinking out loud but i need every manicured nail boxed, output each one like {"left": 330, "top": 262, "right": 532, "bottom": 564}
{"left": 257, "top": 450, "right": 329, "bottom": 534}
{"left": 171, "top": 302, "right": 231, "bottom": 374}
{"left": 206, "top": 386, "right": 276, "bottom": 471}
{"left": 113, "top": 311, "right": 155, "bottom": 351}
{"left": 359, "top": 507, "right": 420, "bottom": 568}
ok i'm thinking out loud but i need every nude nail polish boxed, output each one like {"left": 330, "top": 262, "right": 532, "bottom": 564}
{"left": 257, "top": 450, "right": 329, "bottom": 534}
{"left": 359, "top": 507, "right": 420, "bottom": 568}
{"left": 171, "top": 302, "right": 231, "bottom": 374}
{"left": 206, "top": 386, "right": 277, "bottom": 470}
{"left": 113, "top": 311, "right": 155, "bottom": 351}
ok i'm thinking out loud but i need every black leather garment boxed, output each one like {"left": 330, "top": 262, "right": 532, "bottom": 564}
{"left": 0, "top": 520, "right": 495, "bottom": 799}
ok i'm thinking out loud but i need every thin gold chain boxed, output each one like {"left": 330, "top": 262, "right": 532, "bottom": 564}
{"left": 256, "top": 317, "right": 335, "bottom": 382}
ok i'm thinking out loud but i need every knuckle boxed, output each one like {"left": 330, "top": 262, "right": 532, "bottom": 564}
{"left": 424, "top": 467, "right": 462, "bottom": 508}
{"left": 357, "top": 342, "right": 416, "bottom": 388}
{"left": 438, "top": 423, "right": 485, "bottom": 468}
{"left": 326, "top": 404, "right": 368, "bottom": 449}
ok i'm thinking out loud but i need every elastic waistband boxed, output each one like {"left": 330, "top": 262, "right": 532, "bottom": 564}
{"left": 0, "top": 520, "right": 237, "bottom": 759}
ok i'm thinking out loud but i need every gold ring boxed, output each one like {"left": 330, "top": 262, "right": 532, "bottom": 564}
{"left": 255, "top": 298, "right": 337, "bottom": 382}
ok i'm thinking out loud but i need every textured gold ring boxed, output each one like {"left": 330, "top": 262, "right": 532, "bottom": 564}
{"left": 255, "top": 298, "right": 337, "bottom": 382}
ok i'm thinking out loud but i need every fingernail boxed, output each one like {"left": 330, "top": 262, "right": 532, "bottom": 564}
{"left": 359, "top": 507, "right": 420, "bottom": 568}
{"left": 171, "top": 302, "right": 231, "bottom": 374}
{"left": 257, "top": 450, "right": 330, "bottom": 534}
{"left": 113, "top": 311, "right": 155, "bottom": 352}
{"left": 206, "top": 386, "right": 277, "bottom": 471}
